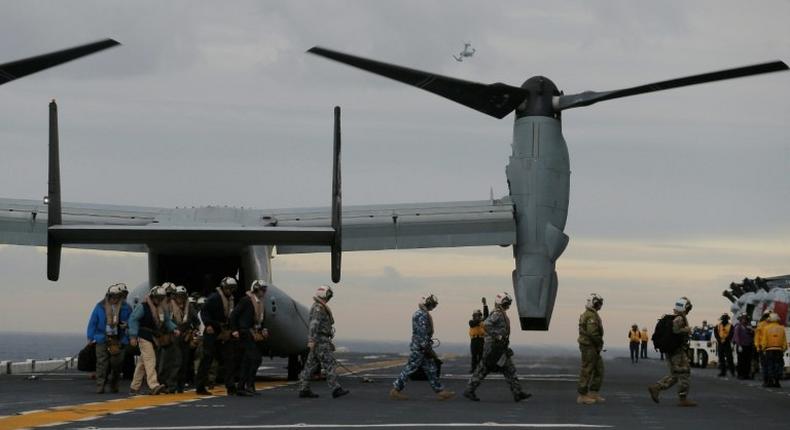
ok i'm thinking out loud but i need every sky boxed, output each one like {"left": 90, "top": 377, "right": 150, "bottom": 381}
{"left": 0, "top": 0, "right": 788, "bottom": 349}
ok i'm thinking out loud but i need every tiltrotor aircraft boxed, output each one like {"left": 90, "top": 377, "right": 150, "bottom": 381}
{"left": 452, "top": 42, "right": 475, "bottom": 62}
{"left": 306, "top": 46, "right": 788, "bottom": 331}
{"left": 0, "top": 41, "right": 787, "bottom": 378}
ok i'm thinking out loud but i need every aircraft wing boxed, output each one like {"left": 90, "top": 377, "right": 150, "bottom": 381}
{"left": 0, "top": 197, "right": 515, "bottom": 253}
{"left": 272, "top": 199, "right": 515, "bottom": 254}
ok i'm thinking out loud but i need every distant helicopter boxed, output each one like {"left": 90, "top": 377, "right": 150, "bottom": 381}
{"left": 452, "top": 42, "right": 475, "bottom": 62}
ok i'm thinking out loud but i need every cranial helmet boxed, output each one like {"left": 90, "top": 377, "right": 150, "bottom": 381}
{"left": 674, "top": 297, "right": 693, "bottom": 314}
{"left": 174, "top": 285, "right": 188, "bottom": 296}
{"left": 495, "top": 292, "right": 513, "bottom": 309}
{"left": 220, "top": 277, "right": 238, "bottom": 290}
{"left": 161, "top": 282, "right": 177, "bottom": 295}
{"left": 107, "top": 284, "right": 124, "bottom": 296}
{"left": 150, "top": 286, "right": 167, "bottom": 298}
{"left": 421, "top": 294, "right": 439, "bottom": 310}
{"left": 473, "top": 309, "right": 482, "bottom": 318}
{"left": 586, "top": 293, "right": 603, "bottom": 310}
{"left": 768, "top": 312, "right": 780, "bottom": 323}
{"left": 720, "top": 313, "right": 730, "bottom": 321}
{"left": 250, "top": 280, "right": 269, "bottom": 294}
{"left": 315, "top": 285, "right": 333, "bottom": 302}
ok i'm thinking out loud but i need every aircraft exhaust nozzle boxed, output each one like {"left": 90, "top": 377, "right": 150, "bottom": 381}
{"left": 723, "top": 290, "right": 737, "bottom": 303}
{"left": 47, "top": 100, "right": 63, "bottom": 281}
{"left": 330, "top": 106, "right": 342, "bottom": 283}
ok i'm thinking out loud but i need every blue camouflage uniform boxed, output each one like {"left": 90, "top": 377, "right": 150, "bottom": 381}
{"left": 298, "top": 299, "right": 342, "bottom": 392}
{"left": 393, "top": 305, "right": 444, "bottom": 392}
{"left": 467, "top": 307, "right": 525, "bottom": 398}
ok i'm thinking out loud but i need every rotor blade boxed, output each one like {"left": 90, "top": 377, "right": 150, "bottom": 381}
{"left": 308, "top": 46, "right": 527, "bottom": 119}
{"left": 557, "top": 60, "right": 789, "bottom": 111}
{"left": 0, "top": 39, "right": 120, "bottom": 86}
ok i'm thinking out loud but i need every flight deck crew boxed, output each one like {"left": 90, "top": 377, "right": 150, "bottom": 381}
{"left": 156, "top": 282, "right": 180, "bottom": 393}
{"left": 640, "top": 327, "right": 649, "bottom": 359}
{"left": 463, "top": 292, "right": 530, "bottom": 403}
{"left": 298, "top": 285, "right": 349, "bottom": 399}
{"left": 628, "top": 324, "right": 640, "bottom": 363}
{"left": 468, "top": 297, "right": 489, "bottom": 373}
{"left": 577, "top": 294, "right": 605, "bottom": 405}
{"left": 195, "top": 277, "right": 238, "bottom": 395}
{"left": 759, "top": 312, "right": 787, "bottom": 388}
{"left": 733, "top": 313, "right": 755, "bottom": 380}
{"left": 163, "top": 285, "right": 199, "bottom": 393}
{"left": 390, "top": 294, "right": 454, "bottom": 401}
{"left": 129, "top": 286, "right": 178, "bottom": 395}
{"left": 87, "top": 284, "right": 131, "bottom": 393}
{"left": 231, "top": 280, "right": 270, "bottom": 396}
{"left": 754, "top": 310, "right": 771, "bottom": 386}
{"left": 648, "top": 297, "right": 697, "bottom": 407}
{"left": 714, "top": 313, "right": 735, "bottom": 377}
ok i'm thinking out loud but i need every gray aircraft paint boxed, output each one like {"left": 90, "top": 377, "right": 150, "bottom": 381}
{"left": 507, "top": 116, "right": 569, "bottom": 330}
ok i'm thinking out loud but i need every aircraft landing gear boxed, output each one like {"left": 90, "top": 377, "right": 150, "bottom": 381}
{"left": 287, "top": 353, "right": 307, "bottom": 381}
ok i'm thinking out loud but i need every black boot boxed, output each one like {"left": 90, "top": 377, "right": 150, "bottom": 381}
{"left": 513, "top": 392, "right": 532, "bottom": 402}
{"left": 463, "top": 389, "right": 480, "bottom": 401}
{"left": 299, "top": 389, "right": 319, "bottom": 398}
{"left": 332, "top": 387, "right": 350, "bottom": 398}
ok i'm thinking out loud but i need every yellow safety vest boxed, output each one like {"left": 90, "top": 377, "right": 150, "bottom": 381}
{"left": 469, "top": 324, "right": 485, "bottom": 339}
{"left": 629, "top": 330, "right": 641, "bottom": 342}
{"left": 761, "top": 322, "right": 788, "bottom": 351}
{"left": 755, "top": 320, "right": 767, "bottom": 351}
{"left": 640, "top": 329, "right": 649, "bottom": 342}
{"left": 717, "top": 323, "right": 732, "bottom": 340}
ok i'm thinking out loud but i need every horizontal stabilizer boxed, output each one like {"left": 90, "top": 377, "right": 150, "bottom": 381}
{"left": 48, "top": 225, "right": 336, "bottom": 246}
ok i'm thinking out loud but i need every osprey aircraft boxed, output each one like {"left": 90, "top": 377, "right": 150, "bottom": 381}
{"left": 0, "top": 41, "right": 787, "bottom": 378}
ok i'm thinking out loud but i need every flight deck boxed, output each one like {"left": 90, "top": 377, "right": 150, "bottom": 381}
{"left": 0, "top": 351, "right": 787, "bottom": 430}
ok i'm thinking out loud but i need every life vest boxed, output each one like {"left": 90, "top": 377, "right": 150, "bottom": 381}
{"left": 754, "top": 320, "right": 767, "bottom": 351}
{"left": 469, "top": 324, "right": 485, "bottom": 339}
{"left": 640, "top": 329, "right": 649, "bottom": 342}
{"left": 629, "top": 329, "right": 641, "bottom": 342}
{"left": 717, "top": 323, "right": 732, "bottom": 341}
{"left": 762, "top": 322, "right": 788, "bottom": 351}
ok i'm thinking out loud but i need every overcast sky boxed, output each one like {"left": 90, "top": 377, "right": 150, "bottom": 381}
{"left": 0, "top": 1, "right": 788, "bottom": 348}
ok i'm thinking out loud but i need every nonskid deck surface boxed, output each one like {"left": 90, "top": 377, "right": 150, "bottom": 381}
{"left": 0, "top": 352, "right": 788, "bottom": 430}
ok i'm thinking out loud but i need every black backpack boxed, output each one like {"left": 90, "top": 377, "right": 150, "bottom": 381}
{"left": 77, "top": 342, "right": 97, "bottom": 372}
{"left": 652, "top": 314, "right": 683, "bottom": 353}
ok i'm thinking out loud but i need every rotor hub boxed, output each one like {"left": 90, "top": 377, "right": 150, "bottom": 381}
{"left": 516, "top": 76, "right": 561, "bottom": 119}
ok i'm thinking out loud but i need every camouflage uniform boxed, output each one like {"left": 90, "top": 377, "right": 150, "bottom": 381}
{"left": 393, "top": 306, "right": 444, "bottom": 392}
{"left": 577, "top": 307, "right": 604, "bottom": 395}
{"left": 655, "top": 314, "right": 691, "bottom": 399}
{"left": 467, "top": 308, "right": 525, "bottom": 398}
{"left": 298, "top": 300, "right": 341, "bottom": 392}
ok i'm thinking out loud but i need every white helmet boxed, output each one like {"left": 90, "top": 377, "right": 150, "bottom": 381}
{"left": 495, "top": 292, "right": 513, "bottom": 309}
{"left": 197, "top": 297, "right": 206, "bottom": 305}
{"left": 250, "top": 280, "right": 269, "bottom": 293}
{"left": 768, "top": 312, "right": 781, "bottom": 323}
{"left": 150, "top": 285, "right": 167, "bottom": 298}
{"left": 220, "top": 277, "right": 238, "bottom": 289}
{"left": 174, "top": 285, "right": 188, "bottom": 296}
{"left": 161, "top": 282, "right": 177, "bottom": 295}
{"left": 674, "top": 297, "right": 693, "bottom": 314}
{"left": 586, "top": 293, "right": 603, "bottom": 310}
{"left": 315, "top": 285, "right": 333, "bottom": 302}
{"left": 421, "top": 294, "right": 438, "bottom": 310}
{"left": 107, "top": 284, "right": 124, "bottom": 296}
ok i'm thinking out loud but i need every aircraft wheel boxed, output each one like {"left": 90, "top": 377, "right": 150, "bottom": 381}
{"left": 698, "top": 351, "right": 708, "bottom": 368}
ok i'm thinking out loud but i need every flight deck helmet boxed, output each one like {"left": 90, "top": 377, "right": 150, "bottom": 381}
{"left": 315, "top": 285, "right": 333, "bottom": 302}
{"left": 421, "top": 294, "right": 438, "bottom": 311}
{"left": 495, "top": 292, "right": 513, "bottom": 310}
{"left": 586, "top": 293, "right": 603, "bottom": 310}
{"left": 674, "top": 297, "right": 693, "bottom": 315}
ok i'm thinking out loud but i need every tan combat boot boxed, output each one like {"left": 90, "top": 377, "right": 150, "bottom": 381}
{"left": 576, "top": 394, "right": 596, "bottom": 405}
{"left": 437, "top": 390, "right": 456, "bottom": 400}
{"left": 677, "top": 398, "right": 697, "bottom": 407}
{"left": 647, "top": 384, "right": 660, "bottom": 403}
{"left": 389, "top": 388, "right": 408, "bottom": 400}
{"left": 588, "top": 391, "right": 605, "bottom": 403}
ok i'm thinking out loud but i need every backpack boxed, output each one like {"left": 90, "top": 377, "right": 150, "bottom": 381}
{"left": 652, "top": 314, "right": 684, "bottom": 353}
{"left": 77, "top": 342, "right": 97, "bottom": 372}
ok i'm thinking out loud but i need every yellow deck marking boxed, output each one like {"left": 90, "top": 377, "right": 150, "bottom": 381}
{"left": 0, "top": 359, "right": 406, "bottom": 430}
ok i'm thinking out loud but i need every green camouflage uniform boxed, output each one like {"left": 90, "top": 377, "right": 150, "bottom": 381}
{"left": 577, "top": 306, "right": 604, "bottom": 395}
{"left": 655, "top": 314, "right": 691, "bottom": 399}
{"left": 467, "top": 307, "right": 525, "bottom": 398}
{"left": 298, "top": 299, "right": 341, "bottom": 392}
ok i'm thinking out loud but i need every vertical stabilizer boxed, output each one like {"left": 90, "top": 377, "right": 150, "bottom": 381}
{"left": 330, "top": 106, "right": 342, "bottom": 283}
{"left": 47, "top": 100, "right": 62, "bottom": 281}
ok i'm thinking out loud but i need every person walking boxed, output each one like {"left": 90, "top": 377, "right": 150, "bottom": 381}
{"left": 648, "top": 297, "right": 697, "bottom": 407}
{"left": 714, "top": 314, "right": 735, "bottom": 377}
{"left": 468, "top": 297, "right": 489, "bottom": 373}
{"left": 628, "top": 324, "right": 641, "bottom": 364}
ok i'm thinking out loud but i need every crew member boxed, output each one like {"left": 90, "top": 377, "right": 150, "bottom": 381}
{"left": 163, "top": 285, "right": 199, "bottom": 393}
{"left": 577, "top": 293, "right": 605, "bottom": 405}
{"left": 87, "top": 284, "right": 131, "bottom": 393}
{"left": 468, "top": 297, "right": 489, "bottom": 373}
{"left": 231, "top": 280, "right": 269, "bottom": 396}
{"left": 733, "top": 313, "right": 755, "bottom": 380}
{"left": 754, "top": 310, "right": 771, "bottom": 386}
{"left": 463, "top": 292, "right": 530, "bottom": 403}
{"left": 648, "top": 297, "right": 697, "bottom": 407}
{"left": 156, "top": 282, "right": 179, "bottom": 392}
{"left": 390, "top": 294, "right": 454, "bottom": 401}
{"left": 195, "top": 277, "right": 238, "bottom": 395}
{"left": 759, "top": 312, "right": 787, "bottom": 388}
{"left": 628, "top": 324, "right": 641, "bottom": 364}
{"left": 129, "top": 286, "right": 177, "bottom": 395}
{"left": 298, "top": 285, "right": 349, "bottom": 399}
{"left": 640, "top": 327, "right": 649, "bottom": 359}
{"left": 714, "top": 313, "right": 735, "bottom": 377}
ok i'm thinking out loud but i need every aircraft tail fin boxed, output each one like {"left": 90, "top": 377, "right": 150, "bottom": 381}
{"left": 330, "top": 106, "right": 342, "bottom": 283}
{"left": 47, "top": 100, "right": 63, "bottom": 281}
